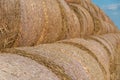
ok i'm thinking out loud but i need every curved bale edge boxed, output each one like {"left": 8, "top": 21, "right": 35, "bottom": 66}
{"left": 88, "top": 33, "right": 120, "bottom": 80}
{"left": 0, "top": 53, "right": 60, "bottom": 80}
{"left": 58, "top": 38, "right": 110, "bottom": 80}
{"left": 0, "top": 0, "right": 119, "bottom": 49}
{"left": 1, "top": 33, "right": 120, "bottom": 80}
{"left": 0, "top": 0, "right": 81, "bottom": 48}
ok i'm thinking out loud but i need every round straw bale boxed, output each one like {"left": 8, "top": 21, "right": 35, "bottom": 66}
{"left": 58, "top": 38, "right": 110, "bottom": 80}
{"left": 0, "top": 54, "right": 60, "bottom": 80}
{"left": 16, "top": 43, "right": 106, "bottom": 80}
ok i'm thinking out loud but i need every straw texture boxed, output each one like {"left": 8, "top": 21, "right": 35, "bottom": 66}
{"left": 0, "top": 33, "right": 120, "bottom": 80}
{"left": 0, "top": 0, "right": 120, "bottom": 80}
{"left": 0, "top": 0, "right": 118, "bottom": 49}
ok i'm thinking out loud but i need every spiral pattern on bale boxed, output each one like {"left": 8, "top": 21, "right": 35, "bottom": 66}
{"left": 0, "top": 0, "right": 118, "bottom": 49}
{"left": 0, "top": 33, "right": 120, "bottom": 80}
{"left": 0, "top": 0, "right": 120, "bottom": 80}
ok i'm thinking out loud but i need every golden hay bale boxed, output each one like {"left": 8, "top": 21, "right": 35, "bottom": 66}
{"left": 0, "top": 47, "right": 89, "bottom": 80}
{"left": 0, "top": 0, "right": 120, "bottom": 80}
{"left": 0, "top": 54, "right": 60, "bottom": 80}
{"left": 58, "top": 38, "right": 110, "bottom": 80}
{"left": 68, "top": 2, "right": 118, "bottom": 35}
{"left": 0, "top": 0, "right": 118, "bottom": 49}
{"left": 33, "top": 43, "right": 104, "bottom": 80}
{"left": 0, "top": 0, "right": 81, "bottom": 49}
{"left": 89, "top": 33, "right": 120, "bottom": 80}
{"left": 78, "top": 0, "right": 117, "bottom": 27}
{"left": 0, "top": 33, "right": 120, "bottom": 80}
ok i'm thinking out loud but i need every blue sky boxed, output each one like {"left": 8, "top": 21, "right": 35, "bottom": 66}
{"left": 92, "top": 0, "right": 120, "bottom": 29}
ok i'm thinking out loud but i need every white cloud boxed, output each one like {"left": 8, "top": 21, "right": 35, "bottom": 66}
{"left": 102, "top": 3, "right": 120, "bottom": 10}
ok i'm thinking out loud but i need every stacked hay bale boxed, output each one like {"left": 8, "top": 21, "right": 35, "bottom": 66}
{"left": 90, "top": 33, "right": 120, "bottom": 80}
{"left": 0, "top": 0, "right": 118, "bottom": 49}
{"left": 0, "top": 54, "right": 61, "bottom": 80}
{"left": 0, "top": 33, "right": 120, "bottom": 80}
{"left": 0, "top": 0, "right": 120, "bottom": 80}
{"left": 68, "top": 0, "right": 118, "bottom": 34}
{"left": 0, "top": 0, "right": 81, "bottom": 48}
